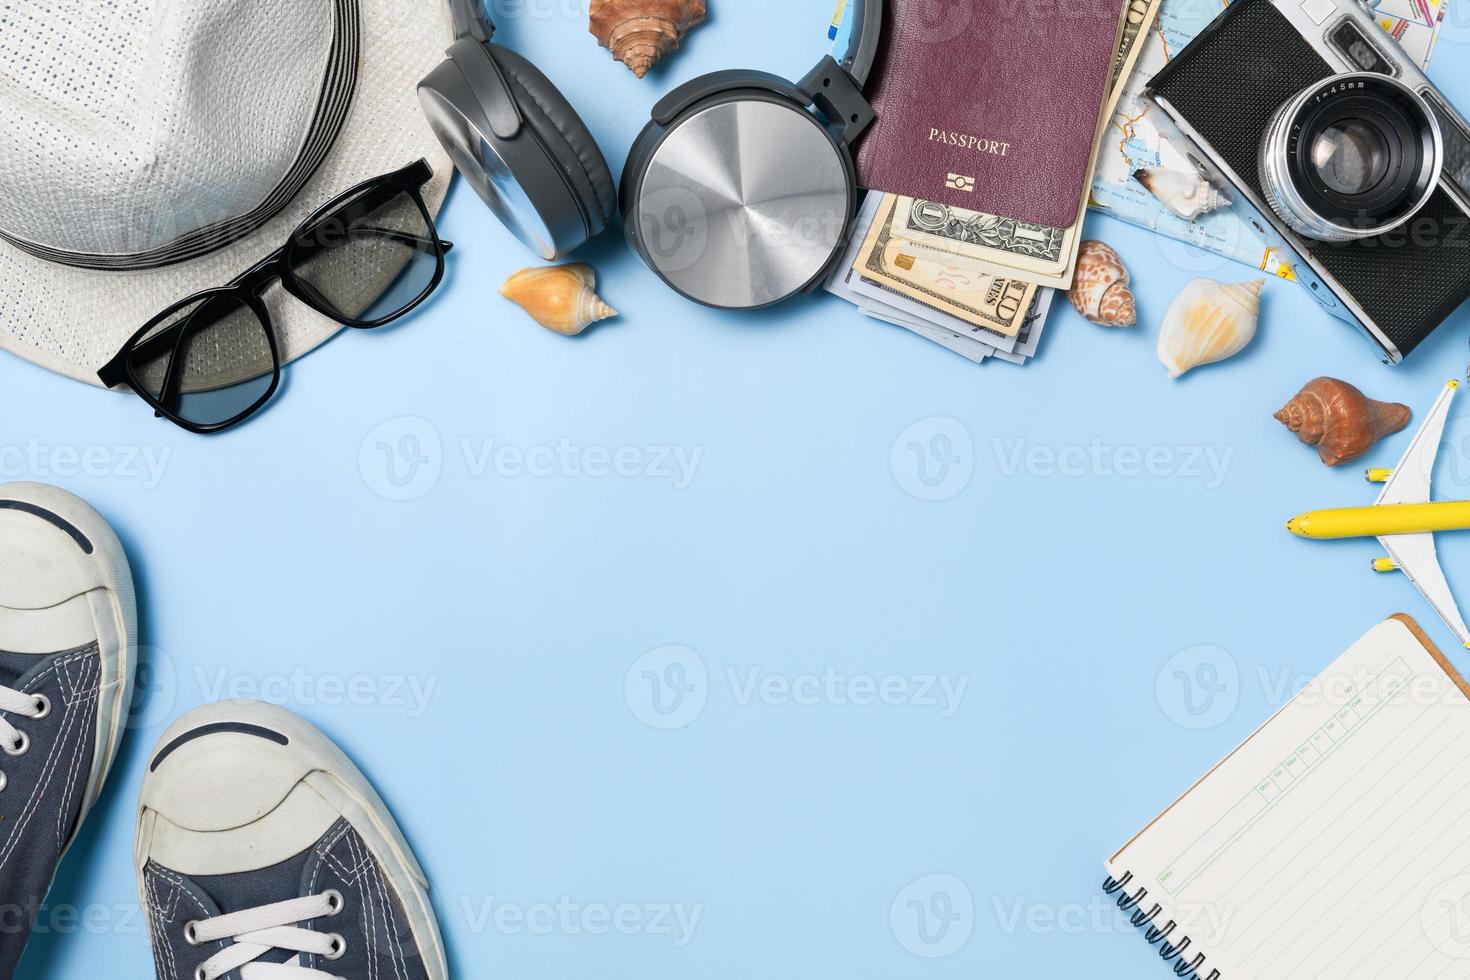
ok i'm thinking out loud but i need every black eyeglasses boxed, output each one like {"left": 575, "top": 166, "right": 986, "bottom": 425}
{"left": 98, "top": 159, "right": 453, "bottom": 434}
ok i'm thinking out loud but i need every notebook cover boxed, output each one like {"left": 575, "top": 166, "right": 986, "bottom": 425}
{"left": 1102, "top": 614, "right": 1470, "bottom": 977}
{"left": 1109, "top": 613, "right": 1466, "bottom": 863}
{"left": 854, "top": 0, "right": 1125, "bottom": 228}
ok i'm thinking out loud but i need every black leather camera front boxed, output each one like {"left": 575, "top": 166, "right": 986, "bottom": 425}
{"left": 1152, "top": 0, "right": 1470, "bottom": 359}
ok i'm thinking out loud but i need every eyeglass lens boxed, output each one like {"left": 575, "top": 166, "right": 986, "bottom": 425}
{"left": 127, "top": 294, "right": 276, "bottom": 429}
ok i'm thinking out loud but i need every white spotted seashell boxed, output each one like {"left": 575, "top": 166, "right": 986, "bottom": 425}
{"left": 1134, "top": 167, "right": 1232, "bottom": 221}
{"left": 1157, "top": 278, "right": 1265, "bottom": 379}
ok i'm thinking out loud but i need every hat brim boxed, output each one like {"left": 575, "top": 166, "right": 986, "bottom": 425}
{"left": 0, "top": 0, "right": 456, "bottom": 388}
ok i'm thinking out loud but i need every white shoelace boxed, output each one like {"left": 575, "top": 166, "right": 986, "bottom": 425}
{"left": 186, "top": 892, "right": 346, "bottom": 980}
{"left": 0, "top": 685, "right": 46, "bottom": 791}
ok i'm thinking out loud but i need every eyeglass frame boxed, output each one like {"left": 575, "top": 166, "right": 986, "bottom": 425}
{"left": 98, "top": 158, "right": 453, "bottom": 434}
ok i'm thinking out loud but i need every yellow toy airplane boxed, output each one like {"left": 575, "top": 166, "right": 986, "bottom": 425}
{"left": 1287, "top": 380, "right": 1470, "bottom": 648}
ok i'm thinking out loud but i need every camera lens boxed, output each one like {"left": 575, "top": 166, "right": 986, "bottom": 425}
{"left": 1311, "top": 120, "right": 1391, "bottom": 195}
{"left": 1259, "top": 73, "right": 1443, "bottom": 242}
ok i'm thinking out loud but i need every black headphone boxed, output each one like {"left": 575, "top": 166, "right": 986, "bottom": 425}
{"left": 618, "top": 0, "right": 884, "bottom": 310}
{"left": 417, "top": 0, "right": 618, "bottom": 260}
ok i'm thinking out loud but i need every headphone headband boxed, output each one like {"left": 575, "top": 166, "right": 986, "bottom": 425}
{"left": 450, "top": 0, "right": 492, "bottom": 43}
{"left": 453, "top": 0, "right": 878, "bottom": 86}
{"left": 841, "top": 0, "right": 884, "bottom": 88}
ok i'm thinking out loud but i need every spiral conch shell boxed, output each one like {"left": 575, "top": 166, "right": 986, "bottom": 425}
{"left": 1134, "top": 167, "right": 1232, "bottom": 221}
{"left": 500, "top": 264, "right": 617, "bottom": 336}
{"left": 590, "top": 0, "right": 706, "bottom": 79}
{"left": 1157, "top": 277, "right": 1265, "bottom": 378}
{"left": 1274, "top": 377, "right": 1411, "bottom": 466}
{"left": 1068, "top": 241, "right": 1137, "bottom": 327}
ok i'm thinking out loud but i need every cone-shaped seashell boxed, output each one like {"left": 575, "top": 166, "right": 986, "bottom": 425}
{"left": 1069, "top": 241, "right": 1137, "bottom": 327}
{"left": 589, "top": 0, "right": 706, "bottom": 79}
{"left": 1134, "top": 167, "right": 1232, "bottom": 221}
{"left": 1157, "top": 277, "right": 1265, "bottom": 378}
{"left": 1273, "top": 377, "right": 1411, "bottom": 466}
{"left": 501, "top": 263, "right": 617, "bottom": 336}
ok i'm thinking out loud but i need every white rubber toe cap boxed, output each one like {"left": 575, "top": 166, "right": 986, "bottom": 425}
{"left": 0, "top": 482, "right": 128, "bottom": 612}
{"left": 136, "top": 700, "right": 447, "bottom": 980}
{"left": 0, "top": 481, "right": 136, "bottom": 826}
{"left": 138, "top": 700, "right": 428, "bottom": 886}
{"left": 142, "top": 701, "right": 315, "bottom": 832}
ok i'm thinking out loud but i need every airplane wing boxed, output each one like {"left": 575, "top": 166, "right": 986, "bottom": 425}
{"left": 1376, "top": 380, "right": 1458, "bottom": 506}
{"left": 1375, "top": 381, "right": 1469, "bottom": 647}
{"left": 1378, "top": 532, "right": 1470, "bottom": 647}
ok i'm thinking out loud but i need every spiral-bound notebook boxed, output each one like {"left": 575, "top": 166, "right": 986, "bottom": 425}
{"left": 1104, "top": 615, "right": 1470, "bottom": 980}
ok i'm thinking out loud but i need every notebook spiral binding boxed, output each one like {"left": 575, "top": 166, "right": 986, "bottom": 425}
{"left": 1102, "top": 872, "right": 1222, "bottom": 980}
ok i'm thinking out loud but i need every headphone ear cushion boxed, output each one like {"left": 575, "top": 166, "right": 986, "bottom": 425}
{"left": 486, "top": 45, "right": 617, "bottom": 230}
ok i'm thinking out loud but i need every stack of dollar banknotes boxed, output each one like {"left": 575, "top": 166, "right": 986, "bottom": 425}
{"left": 824, "top": 0, "right": 1162, "bottom": 365}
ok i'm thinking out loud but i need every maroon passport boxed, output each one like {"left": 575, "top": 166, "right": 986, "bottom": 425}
{"left": 855, "top": 0, "right": 1125, "bottom": 228}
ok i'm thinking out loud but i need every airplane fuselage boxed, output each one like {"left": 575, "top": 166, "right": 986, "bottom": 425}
{"left": 1287, "top": 501, "right": 1470, "bottom": 540}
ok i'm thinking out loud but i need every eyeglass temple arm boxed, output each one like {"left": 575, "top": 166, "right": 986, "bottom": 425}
{"left": 288, "top": 229, "right": 452, "bottom": 269}
{"left": 94, "top": 243, "right": 286, "bottom": 391}
{"left": 287, "top": 231, "right": 455, "bottom": 317}
{"left": 98, "top": 233, "right": 451, "bottom": 389}
{"left": 286, "top": 178, "right": 450, "bottom": 265}
{"left": 152, "top": 298, "right": 224, "bottom": 418}
{"left": 124, "top": 232, "right": 448, "bottom": 361}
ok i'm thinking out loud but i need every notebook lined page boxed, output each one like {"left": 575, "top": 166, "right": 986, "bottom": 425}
{"left": 1107, "top": 619, "right": 1470, "bottom": 979}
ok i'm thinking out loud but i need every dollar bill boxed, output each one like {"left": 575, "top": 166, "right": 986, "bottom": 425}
{"left": 887, "top": 0, "right": 1164, "bottom": 290}
{"left": 830, "top": 195, "right": 1022, "bottom": 354}
{"left": 889, "top": 197, "right": 1074, "bottom": 284}
{"left": 1112, "top": 0, "right": 1159, "bottom": 85}
{"left": 855, "top": 196, "right": 1037, "bottom": 338}
{"left": 825, "top": 194, "right": 1056, "bottom": 363}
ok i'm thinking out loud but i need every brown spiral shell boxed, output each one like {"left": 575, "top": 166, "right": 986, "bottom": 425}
{"left": 589, "top": 0, "right": 706, "bottom": 79}
{"left": 1274, "top": 377, "right": 1411, "bottom": 467}
{"left": 1068, "top": 241, "right": 1137, "bottom": 327}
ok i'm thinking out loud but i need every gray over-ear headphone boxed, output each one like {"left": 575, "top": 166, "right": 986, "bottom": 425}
{"left": 418, "top": 0, "right": 618, "bottom": 260}
{"left": 619, "top": 0, "right": 884, "bottom": 310}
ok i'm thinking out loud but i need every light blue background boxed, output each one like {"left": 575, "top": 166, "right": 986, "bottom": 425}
{"left": 7, "top": 2, "right": 1470, "bottom": 976}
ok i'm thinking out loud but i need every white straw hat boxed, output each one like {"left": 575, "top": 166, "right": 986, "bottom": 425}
{"left": 0, "top": 0, "right": 454, "bottom": 386}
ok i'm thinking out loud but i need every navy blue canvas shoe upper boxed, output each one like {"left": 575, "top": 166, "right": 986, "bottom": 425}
{"left": 0, "top": 644, "right": 102, "bottom": 976}
{"left": 0, "top": 483, "right": 137, "bottom": 980}
{"left": 143, "top": 818, "right": 431, "bottom": 980}
{"left": 136, "top": 700, "right": 447, "bottom": 980}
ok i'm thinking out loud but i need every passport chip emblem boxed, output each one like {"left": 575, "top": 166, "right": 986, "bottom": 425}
{"left": 945, "top": 173, "right": 975, "bottom": 192}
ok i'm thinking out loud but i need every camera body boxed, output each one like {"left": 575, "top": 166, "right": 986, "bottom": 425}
{"left": 1147, "top": 0, "right": 1470, "bottom": 363}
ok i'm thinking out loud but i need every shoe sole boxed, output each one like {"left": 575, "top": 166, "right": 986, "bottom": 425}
{"left": 0, "top": 482, "right": 137, "bottom": 845}
{"left": 137, "top": 700, "right": 449, "bottom": 980}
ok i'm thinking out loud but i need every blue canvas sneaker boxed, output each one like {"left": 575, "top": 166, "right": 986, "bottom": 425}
{"left": 0, "top": 482, "right": 137, "bottom": 977}
{"left": 136, "top": 700, "right": 448, "bottom": 980}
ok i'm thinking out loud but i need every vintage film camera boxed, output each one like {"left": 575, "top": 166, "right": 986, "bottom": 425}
{"left": 1148, "top": 0, "right": 1470, "bottom": 363}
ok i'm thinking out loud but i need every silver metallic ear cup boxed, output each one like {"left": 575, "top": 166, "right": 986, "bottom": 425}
{"left": 418, "top": 36, "right": 615, "bottom": 259}
{"left": 627, "top": 94, "right": 853, "bottom": 309}
{"left": 419, "top": 47, "right": 566, "bottom": 258}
